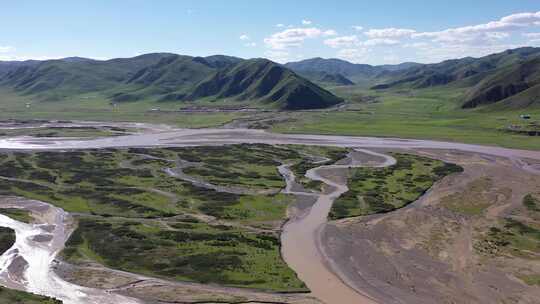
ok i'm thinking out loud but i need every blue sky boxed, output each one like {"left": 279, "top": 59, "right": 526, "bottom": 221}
{"left": 1, "top": 0, "right": 540, "bottom": 64}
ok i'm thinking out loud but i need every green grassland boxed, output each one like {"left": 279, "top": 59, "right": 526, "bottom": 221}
{"left": 0, "top": 144, "right": 346, "bottom": 292}
{"left": 2, "top": 83, "right": 540, "bottom": 150}
{"left": 330, "top": 153, "right": 463, "bottom": 219}
{"left": 0, "top": 288, "right": 61, "bottom": 304}
{"left": 0, "top": 89, "right": 242, "bottom": 129}
{"left": 272, "top": 86, "right": 540, "bottom": 150}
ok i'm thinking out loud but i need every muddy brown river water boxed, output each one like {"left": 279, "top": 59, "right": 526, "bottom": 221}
{"left": 0, "top": 125, "right": 539, "bottom": 304}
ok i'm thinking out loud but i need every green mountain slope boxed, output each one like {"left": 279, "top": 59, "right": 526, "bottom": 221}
{"left": 285, "top": 58, "right": 381, "bottom": 81}
{"left": 188, "top": 59, "right": 343, "bottom": 109}
{"left": 0, "top": 54, "right": 342, "bottom": 110}
{"left": 0, "top": 54, "right": 171, "bottom": 100}
{"left": 285, "top": 58, "right": 421, "bottom": 83}
{"left": 463, "top": 56, "right": 540, "bottom": 109}
{"left": 294, "top": 70, "right": 355, "bottom": 86}
{"left": 371, "top": 47, "right": 540, "bottom": 91}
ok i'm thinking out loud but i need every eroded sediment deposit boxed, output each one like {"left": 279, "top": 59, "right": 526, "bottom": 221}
{"left": 0, "top": 123, "right": 538, "bottom": 304}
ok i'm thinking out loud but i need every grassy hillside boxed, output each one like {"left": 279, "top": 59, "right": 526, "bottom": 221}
{"left": 0, "top": 55, "right": 343, "bottom": 110}
{"left": 372, "top": 47, "right": 540, "bottom": 90}
{"left": 294, "top": 71, "right": 355, "bottom": 86}
{"left": 188, "top": 59, "right": 343, "bottom": 109}
{"left": 463, "top": 56, "right": 540, "bottom": 108}
{"left": 0, "top": 54, "right": 171, "bottom": 100}
{"left": 285, "top": 57, "right": 381, "bottom": 81}
{"left": 370, "top": 47, "right": 540, "bottom": 109}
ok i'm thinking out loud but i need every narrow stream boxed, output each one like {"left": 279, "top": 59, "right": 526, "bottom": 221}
{"left": 280, "top": 149, "right": 396, "bottom": 304}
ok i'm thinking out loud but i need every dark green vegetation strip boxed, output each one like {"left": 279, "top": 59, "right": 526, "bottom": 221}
{"left": 330, "top": 153, "right": 463, "bottom": 219}
{"left": 0, "top": 227, "right": 15, "bottom": 254}
{"left": 176, "top": 145, "right": 291, "bottom": 190}
{"left": 0, "top": 126, "right": 122, "bottom": 138}
{"left": 0, "top": 288, "right": 61, "bottom": 304}
{"left": 0, "top": 144, "right": 347, "bottom": 291}
{"left": 0, "top": 208, "right": 33, "bottom": 223}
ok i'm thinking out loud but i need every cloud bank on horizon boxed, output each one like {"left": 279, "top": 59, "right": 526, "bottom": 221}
{"left": 262, "top": 11, "right": 540, "bottom": 64}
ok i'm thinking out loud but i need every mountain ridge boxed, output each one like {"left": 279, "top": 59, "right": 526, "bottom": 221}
{"left": 0, "top": 54, "right": 343, "bottom": 110}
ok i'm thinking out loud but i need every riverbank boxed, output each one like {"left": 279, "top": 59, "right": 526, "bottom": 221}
{"left": 0, "top": 124, "right": 538, "bottom": 303}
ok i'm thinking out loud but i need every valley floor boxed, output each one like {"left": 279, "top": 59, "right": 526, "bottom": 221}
{"left": 0, "top": 123, "right": 538, "bottom": 303}
{"left": 2, "top": 86, "right": 540, "bottom": 150}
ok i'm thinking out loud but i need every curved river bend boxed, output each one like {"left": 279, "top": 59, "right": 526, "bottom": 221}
{"left": 280, "top": 149, "right": 396, "bottom": 304}
{"left": 0, "top": 127, "right": 539, "bottom": 304}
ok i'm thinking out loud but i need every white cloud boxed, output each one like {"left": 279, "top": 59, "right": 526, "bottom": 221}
{"left": 0, "top": 46, "right": 15, "bottom": 53}
{"left": 302, "top": 20, "right": 312, "bottom": 25}
{"left": 524, "top": 32, "right": 540, "bottom": 42}
{"left": 403, "top": 42, "right": 430, "bottom": 49}
{"left": 524, "top": 32, "right": 540, "bottom": 38}
{"left": 324, "top": 36, "right": 399, "bottom": 48}
{"left": 404, "top": 41, "right": 533, "bottom": 63}
{"left": 413, "top": 11, "right": 540, "bottom": 43}
{"left": 485, "top": 32, "right": 510, "bottom": 40}
{"left": 324, "top": 35, "right": 359, "bottom": 48}
{"left": 244, "top": 42, "right": 257, "bottom": 47}
{"left": 323, "top": 29, "right": 338, "bottom": 36}
{"left": 276, "top": 23, "right": 285, "bottom": 28}
{"left": 0, "top": 54, "right": 70, "bottom": 61}
{"left": 364, "top": 28, "right": 416, "bottom": 38}
{"left": 501, "top": 12, "right": 540, "bottom": 25}
{"left": 363, "top": 38, "right": 400, "bottom": 46}
{"left": 382, "top": 55, "right": 400, "bottom": 64}
{"left": 264, "top": 50, "right": 290, "bottom": 63}
{"left": 336, "top": 48, "right": 369, "bottom": 63}
{"left": 265, "top": 10, "right": 540, "bottom": 65}
{"left": 264, "top": 27, "right": 337, "bottom": 50}
{"left": 239, "top": 34, "right": 250, "bottom": 41}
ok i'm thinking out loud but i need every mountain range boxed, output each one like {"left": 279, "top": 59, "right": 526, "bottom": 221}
{"left": 0, "top": 54, "right": 342, "bottom": 110}
{"left": 1, "top": 47, "right": 540, "bottom": 110}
